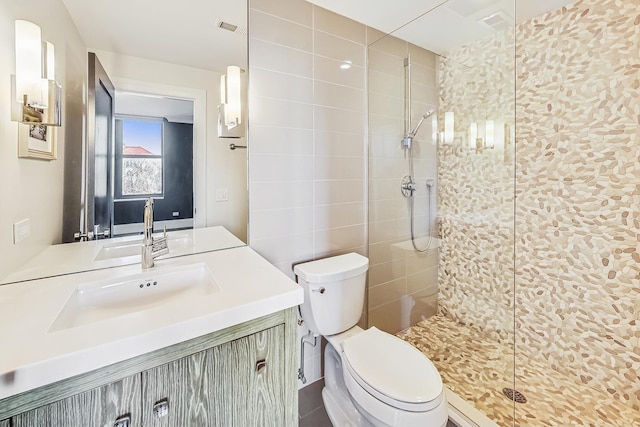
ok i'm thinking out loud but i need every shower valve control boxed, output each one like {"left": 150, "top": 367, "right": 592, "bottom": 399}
{"left": 403, "top": 181, "right": 416, "bottom": 192}
{"left": 401, "top": 175, "right": 417, "bottom": 198}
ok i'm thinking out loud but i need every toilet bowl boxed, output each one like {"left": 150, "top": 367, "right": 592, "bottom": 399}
{"left": 295, "top": 253, "right": 448, "bottom": 427}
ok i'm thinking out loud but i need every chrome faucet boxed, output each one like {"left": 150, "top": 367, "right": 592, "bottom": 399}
{"left": 142, "top": 198, "right": 169, "bottom": 269}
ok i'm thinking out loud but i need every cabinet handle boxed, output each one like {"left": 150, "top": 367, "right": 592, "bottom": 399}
{"left": 153, "top": 399, "right": 170, "bottom": 418}
{"left": 256, "top": 359, "right": 267, "bottom": 374}
{"left": 114, "top": 414, "right": 131, "bottom": 427}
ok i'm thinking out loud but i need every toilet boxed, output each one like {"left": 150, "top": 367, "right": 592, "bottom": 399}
{"left": 295, "top": 253, "right": 448, "bottom": 427}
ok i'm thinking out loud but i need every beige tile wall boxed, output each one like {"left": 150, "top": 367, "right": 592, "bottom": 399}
{"left": 248, "top": 0, "right": 367, "bottom": 387}
{"left": 367, "top": 31, "right": 440, "bottom": 334}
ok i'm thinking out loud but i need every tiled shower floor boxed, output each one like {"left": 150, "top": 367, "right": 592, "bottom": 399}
{"left": 397, "top": 315, "right": 639, "bottom": 427}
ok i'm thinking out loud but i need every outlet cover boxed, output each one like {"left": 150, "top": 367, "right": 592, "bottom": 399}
{"left": 13, "top": 218, "right": 31, "bottom": 244}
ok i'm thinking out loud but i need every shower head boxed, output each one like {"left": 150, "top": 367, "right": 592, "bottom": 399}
{"left": 408, "top": 109, "right": 435, "bottom": 138}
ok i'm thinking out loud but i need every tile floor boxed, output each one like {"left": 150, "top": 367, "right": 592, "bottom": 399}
{"left": 298, "top": 379, "right": 331, "bottom": 427}
{"left": 298, "top": 378, "right": 458, "bottom": 427}
{"left": 397, "top": 315, "right": 640, "bottom": 427}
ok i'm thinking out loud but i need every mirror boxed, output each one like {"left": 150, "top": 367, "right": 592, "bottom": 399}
{"left": 0, "top": 0, "right": 247, "bottom": 284}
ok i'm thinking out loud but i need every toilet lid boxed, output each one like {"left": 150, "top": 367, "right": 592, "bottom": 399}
{"left": 341, "top": 327, "right": 443, "bottom": 411}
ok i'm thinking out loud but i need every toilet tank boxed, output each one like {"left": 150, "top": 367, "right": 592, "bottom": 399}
{"left": 294, "top": 253, "right": 369, "bottom": 336}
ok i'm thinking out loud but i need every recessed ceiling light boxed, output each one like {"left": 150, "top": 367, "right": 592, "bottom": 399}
{"left": 340, "top": 60, "right": 352, "bottom": 70}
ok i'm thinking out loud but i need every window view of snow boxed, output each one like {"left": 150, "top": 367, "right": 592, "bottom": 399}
{"left": 122, "top": 158, "right": 162, "bottom": 195}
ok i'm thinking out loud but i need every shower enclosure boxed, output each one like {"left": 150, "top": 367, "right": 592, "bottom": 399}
{"left": 367, "top": 17, "right": 516, "bottom": 425}
{"left": 366, "top": 0, "right": 639, "bottom": 425}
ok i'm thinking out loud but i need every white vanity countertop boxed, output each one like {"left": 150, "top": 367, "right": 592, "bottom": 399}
{"left": 0, "top": 245, "right": 303, "bottom": 400}
{"left": 1, "top": 226, "right": 245, "bottom": 284}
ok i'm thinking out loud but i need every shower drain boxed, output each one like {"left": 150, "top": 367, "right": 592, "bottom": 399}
{"left": 503, "top": 388, "right": 527, "bottom": 404}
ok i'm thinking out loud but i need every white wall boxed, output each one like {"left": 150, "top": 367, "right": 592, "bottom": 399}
{"left": 80, "top": 50, "right": 248, "bottom": 243}
{"left": 0, "top": 0, "right": 87, "bottom": 281}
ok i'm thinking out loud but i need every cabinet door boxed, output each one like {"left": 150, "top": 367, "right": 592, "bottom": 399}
{"left": 213, "top": 325, "right": 286, "bottom": 426}
{"left": 142, "top": 325, "right": 286, "bottom": 427}
{"left": 12, "top": 374, "right": 141, "bottom": 427}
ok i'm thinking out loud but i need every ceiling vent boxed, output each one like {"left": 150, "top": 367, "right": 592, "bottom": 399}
{"left": 477, "top": 10, "right": 512, "bottom": 30}
{"left": 216, "top": 20, "right": 248, "bottom": 36}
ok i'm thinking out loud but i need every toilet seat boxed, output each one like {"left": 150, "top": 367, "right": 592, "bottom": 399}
{"left": 341, "top": 327, "right": 443, "bottom": 412}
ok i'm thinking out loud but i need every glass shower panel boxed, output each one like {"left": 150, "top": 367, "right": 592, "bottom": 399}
{"left": 367, "top": 1, "right": 516, "bottom": 425}
{"left": 514, "top": 0, "right": 640, "bottom": 425}
{"left": 435, "top": 28, "right": 516, "bottom": 427}
{"left": 367, "top": 35, "right": 440, "bottom": 334}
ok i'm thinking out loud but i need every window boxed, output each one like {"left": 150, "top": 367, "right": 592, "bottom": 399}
{"left": 116, "top": 118, "right": 163, "bottom": 198}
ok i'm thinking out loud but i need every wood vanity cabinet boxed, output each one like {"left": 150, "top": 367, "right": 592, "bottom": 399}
{"left": 0, "top": 308, "right": 297, "bottom": 427}
{"left": 12, "top": 376, "right": 142, "bottom": 427}
{"left": 142, "top": 325, "right": 285, "bottom": 426}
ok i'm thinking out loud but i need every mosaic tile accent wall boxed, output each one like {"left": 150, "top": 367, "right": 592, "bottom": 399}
{"left": 515, "top": 0, "right": 640, "bottom": 410}
{"left": 440, "top": 0, "right": 640, "bottom": 413}
{"left": 437, "top": 31, "right": 516, "bottom": 344}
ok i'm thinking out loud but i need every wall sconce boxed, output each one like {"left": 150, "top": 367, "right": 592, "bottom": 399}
{"left": 11, "top": 20, "right": 62, "bottom": 126}
{"left": 218, "top": 65, "right": 244, "bottom": 139}
{"left": 469, "top": 119, "right": 506, "bottom": 152}
{"left": 444, "top": 111, "right": 454, "bottom": 144}
{"left": 220, "top": 65, "right": 242, "bottom": 129}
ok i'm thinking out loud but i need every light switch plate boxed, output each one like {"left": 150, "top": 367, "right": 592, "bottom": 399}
{"left": 216, "top": 189, "right": 229, "bottom": 202}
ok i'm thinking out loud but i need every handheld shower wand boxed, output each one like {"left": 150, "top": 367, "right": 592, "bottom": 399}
{"left": 409, "top": 110, "right": 435, "bottom": 137}
{"left": 400, "top": 107, "right": 436, "bottom": 253}
{"left": 402, "top": 110, "right": 435, "bottom": 148}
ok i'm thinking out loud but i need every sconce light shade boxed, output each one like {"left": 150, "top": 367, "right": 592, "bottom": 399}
{"left": 469, "top": 122, "right": 478, "bottom": 149}
{"left": 12, "top": 20, "right": 61, "bottom": 126}
{"left": 225, "top": 65, "right": 242, "bottom": 129}
{"left": 43, "top": 41, "right": 55, "bottom": 80}
{"left": 15, "top": 20, "right": 43, "bottom": 107}
{"left": 431, "top": 114, "right": 438, "bottom": 143}
{"left": 444, "top": 111, "right": 454, "bottom": 144}
{"left": 485, "top": 120, "right": 495, "bottom": 147}
{"left": 220, "top": 74, "right": 226, "bottom": 104}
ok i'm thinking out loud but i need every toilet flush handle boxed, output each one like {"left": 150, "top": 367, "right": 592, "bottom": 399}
{"left": 312, "top": 287, "right": 326, "bottom": 294}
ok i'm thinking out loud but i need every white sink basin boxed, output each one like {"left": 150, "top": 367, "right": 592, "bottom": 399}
{"left": 93, "top": 234, "right": 194, "bottom": 261}
{"left": 50, "top": 262, "right": 218, "bottom": 332}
